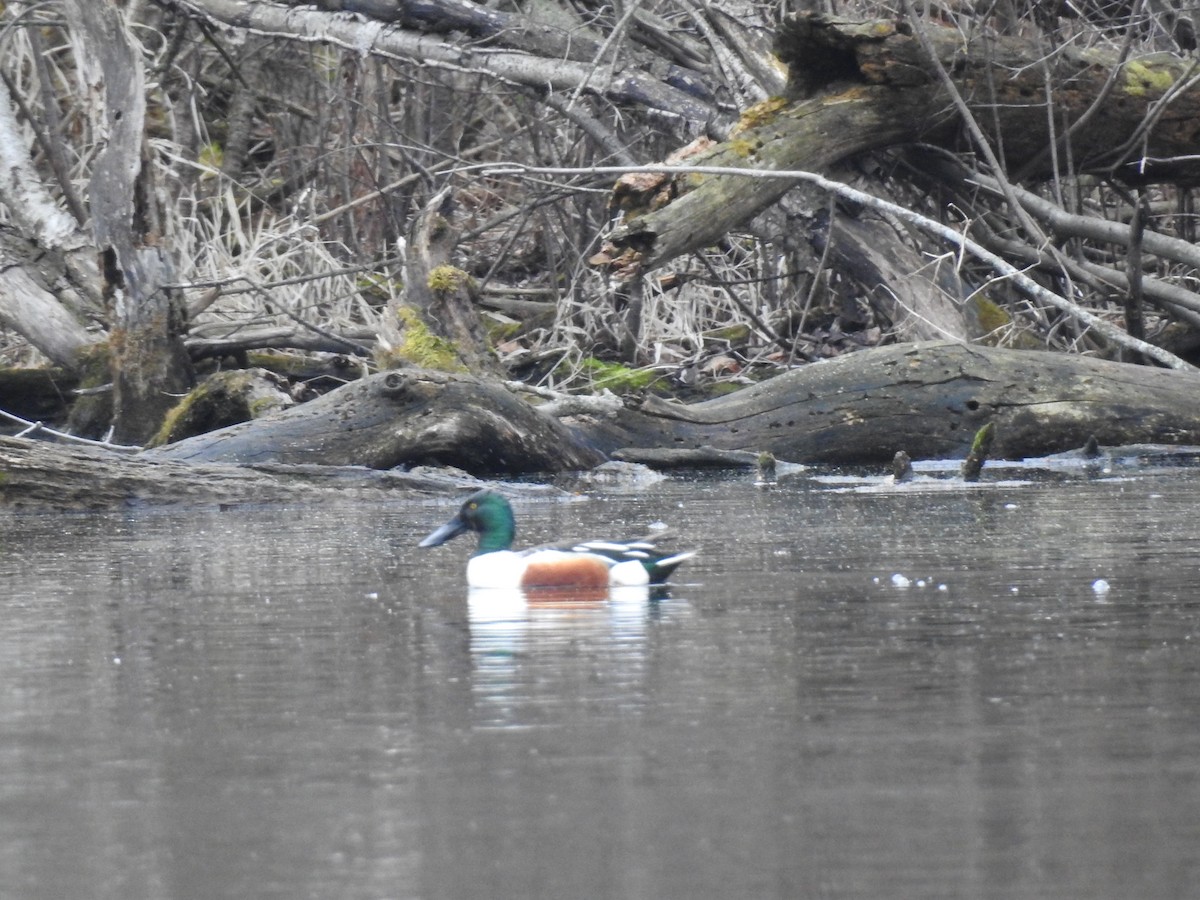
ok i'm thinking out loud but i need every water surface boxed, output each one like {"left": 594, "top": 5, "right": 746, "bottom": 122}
{"left": 1, "top": 468, "right": 1198, "bottom": 899}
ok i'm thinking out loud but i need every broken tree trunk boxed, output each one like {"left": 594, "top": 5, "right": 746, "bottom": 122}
{"left": 601, "top": 12, "right": 1200, "bottom": 276}
{"left": 377, "top": 187, "right": 499, "bottom": 375}
{"left": 65, "top": 1, "right": 193, "bottom": 444}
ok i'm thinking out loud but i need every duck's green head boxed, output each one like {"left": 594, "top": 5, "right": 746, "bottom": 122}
{"left": 418, "top": 489, "right": 516, "bottom": 555}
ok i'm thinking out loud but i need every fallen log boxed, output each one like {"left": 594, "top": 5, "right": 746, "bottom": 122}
{"left": 576, "top": 342, "right": 1200, "bottom": 464}
{"left": 146, "top": 341, "right": 1200, "bottom": 470}
{"left": 0, "top": 434, "right": 491, "bottom": 509}
{"left": 8, "top": 342, "right": 1200, "bottom": 509}
{"left": 146, "top": 368, "right": 606, "bottom": 472}
{"left": 602, "top": 13, "right": 1200, "bottom": 275}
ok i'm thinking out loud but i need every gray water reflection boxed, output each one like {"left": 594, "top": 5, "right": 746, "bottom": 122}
{"left": 1, "top": 473, "right": 1199, "bottom": 899}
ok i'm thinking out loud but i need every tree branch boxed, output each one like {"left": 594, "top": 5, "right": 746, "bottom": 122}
{"left": 164, "top": 0, "right": 715, "bottom": 123}
{"left": 488, "top": 161, "right": 1195, "bottom": 369}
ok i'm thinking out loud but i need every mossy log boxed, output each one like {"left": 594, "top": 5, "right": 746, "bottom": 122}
{"left": 603, "top": 13, "right": 1200, "bottom": 275}
{"left": 147, "top": 368, "right": 606, "bottom": 472}
{"left": 151, "top": 341, "right": 1200, "bottom": 470}
{"left": 147, "top": 368, "right": 293, "bottom": 447}
{"left": 9, "top": 342, "right": 1200, "bottom": 509}
{"left": 577, "top": 342, "right": 1200, "bottom": 464}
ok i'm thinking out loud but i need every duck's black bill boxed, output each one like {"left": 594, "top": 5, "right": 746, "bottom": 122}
{"left": 419, "top": 515, "right": 468, "bottom": 548}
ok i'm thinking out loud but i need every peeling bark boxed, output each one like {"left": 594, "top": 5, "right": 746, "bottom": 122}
{"left": 65, "top": 0, "right": 193, "bottom": 443}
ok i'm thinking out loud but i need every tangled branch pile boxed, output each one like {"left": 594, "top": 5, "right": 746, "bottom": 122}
{"left": 3, "top": 0, "right": 1200, "bottom": 444}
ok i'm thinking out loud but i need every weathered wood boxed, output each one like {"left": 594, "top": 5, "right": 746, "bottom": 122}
{"left": 65, "top": 0, "right": 194, "bottom": 444}
{"left": 378, "top": 188, "right": 498, "bottom": 374}
{"left": 174, "top": 0, "right": 713, "bottom": 122}
{"left": 0, "top": 434, "right": 501, "bottom": 509}
{"left": 9, "top": 343, "right": 1200, "bottom": 505}
{"left": 605, "top": 84, "right": 943, "bottom": 277}
{"left": 602, "top": 12, "right": 1200, "bottom": 275}
{"left": 147, "top": 368, "right": 295, "bottom": 447}
{"left": 611, "top": 446, "right": 765, "bottom": 469}
{"left": 148, "top": 341, "right": 1200, "bottom": 470}
{"left": 147, "top": 369, "right": 606, "bottom": 472}
{"left": 0, "top": 79, "right": 101, "bottom": 372}
{"left": 0, "top": 251, "right": 95, "bottom": 372}
{"left": 569, "top": 342, "right": 1200, "bottom": 464}
{"left": 823, "top": 214, "right": 972, "bottom": 341}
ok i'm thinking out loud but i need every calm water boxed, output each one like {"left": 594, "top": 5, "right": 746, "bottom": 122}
{"left": 1, "top": 467, "right": 1199, "bottom": 899}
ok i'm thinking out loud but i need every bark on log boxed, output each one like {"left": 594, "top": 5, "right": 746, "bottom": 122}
{"left": 146, "top": 368, "right": 606, "bottom": 472}
{"left": 574, "top": 341, "right": 1200, "bottom": 463}
{"left": 603, "top": 13, "right": 1200, "bottom": 275}
{"left": 0, "top": 434, "right": 496, "bottom": 509}
{"left": 11, "top": 333, "right": 1200, "bottom": 508}
{"left": 8, "top": 342, "right": 1200, "bottom": 508}
{"left": 142, "top": 341, "right": 1200, "bottom": 472}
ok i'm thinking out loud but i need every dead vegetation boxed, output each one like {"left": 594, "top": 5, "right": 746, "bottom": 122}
{"left": 4, "top": 0, "right": 1200, "bottom": 443}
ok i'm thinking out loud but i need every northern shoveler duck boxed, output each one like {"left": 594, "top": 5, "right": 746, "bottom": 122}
{"left": 418, "top": 489, "right": 694, "bottom": 590}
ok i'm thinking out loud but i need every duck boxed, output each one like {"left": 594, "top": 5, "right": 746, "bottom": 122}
{"left": 418, "top": 489, "right": 694, "bottom": 590}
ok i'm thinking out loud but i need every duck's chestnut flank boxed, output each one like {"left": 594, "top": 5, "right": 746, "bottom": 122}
{"left": 520, "top": 557, "right": 613, "bottom": 590}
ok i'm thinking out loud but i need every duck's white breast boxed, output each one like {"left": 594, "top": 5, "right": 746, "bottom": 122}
{"left": 466, "top": 551, "right": 527, "bottom": 589}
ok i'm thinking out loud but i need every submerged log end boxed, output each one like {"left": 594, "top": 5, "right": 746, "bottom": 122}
{"left": 961, "top": 421, "right": 995, "bottom": 481}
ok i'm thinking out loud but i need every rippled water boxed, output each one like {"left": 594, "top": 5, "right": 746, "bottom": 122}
{"left": 1, "top": 465, "right": 1199, "bottom": 899}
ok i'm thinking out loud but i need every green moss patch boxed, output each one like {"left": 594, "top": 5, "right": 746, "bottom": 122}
{"left": 382, "top": 306, "right": 466, "bottom": 372}
{"left": 149, "top": 369, "right": 289, "bottom": 447}
{"left": 427, "top": 265, "right": 475, "bottom": 295}
{"left": 1122, "top": 59, "right": 1177, "bottom": 97}
{"left": 580, "top": 358, "right": 659, "bottom": 393}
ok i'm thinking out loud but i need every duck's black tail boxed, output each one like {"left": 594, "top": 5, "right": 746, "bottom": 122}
{"left": 647, "top": 550, "right": 696, "bottom": 584}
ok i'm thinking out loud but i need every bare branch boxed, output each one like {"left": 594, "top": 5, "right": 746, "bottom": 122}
{"left": 487, "top": 161, "right": 1195, "bottom": 369}
{"left": 0, "top": 75, "right": 87, "bottom": 250}
{"left": 164, "top": 0, "right": 715, "bottom": 123}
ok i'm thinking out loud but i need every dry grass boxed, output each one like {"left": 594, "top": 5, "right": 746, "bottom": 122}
{"left": 3, "top": 0, "right": 1199, "bottom": 382}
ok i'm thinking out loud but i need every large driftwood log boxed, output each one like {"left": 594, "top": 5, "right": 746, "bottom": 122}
{"left": 142, "top": 342, "right": 1200, "bottom": 471}
{"left": 573, "top": 342, "right": 1200, "bottom": 463}
{"left": 0, "top": 434, "right": 526, "bottom": 509}
{"left": 8, "top": 342, "right": 1200, "bottom": 510}
{"left": 146, "top": 369, "right": 606, "bottom": 472}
